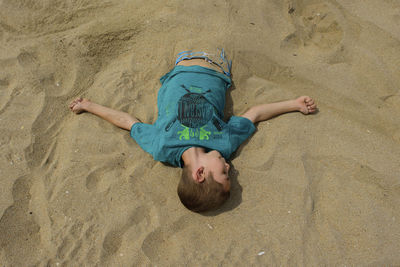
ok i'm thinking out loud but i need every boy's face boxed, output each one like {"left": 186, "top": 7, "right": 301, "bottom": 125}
{"left": 204, "top": 150, "right": 230, "bottom": 192}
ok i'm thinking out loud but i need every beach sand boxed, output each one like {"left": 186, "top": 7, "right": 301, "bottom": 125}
{"left": 1, "top": 0, "right": 400, "bottom": 265}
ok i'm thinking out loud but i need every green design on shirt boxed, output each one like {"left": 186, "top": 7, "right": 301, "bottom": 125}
{"left": 178, "top": 125, "right": 211, "bottom": 140}
{"left": 199, "top": 126, "right": 211, "bottom": 140}
{"left": 178, "top": 125, "right": 190, "bottom": 140}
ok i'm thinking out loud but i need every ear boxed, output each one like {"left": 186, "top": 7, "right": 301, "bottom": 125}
{"left": 193, "top": 166, "right": 206, "bottom": 183}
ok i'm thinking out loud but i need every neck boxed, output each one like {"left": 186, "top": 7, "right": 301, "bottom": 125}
{"left": 181, "top": 147, "right": 207, "bottom": 167}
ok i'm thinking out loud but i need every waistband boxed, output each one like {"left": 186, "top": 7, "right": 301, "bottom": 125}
{"left": 175, "top": 48, "right": 232, "bottom": 77}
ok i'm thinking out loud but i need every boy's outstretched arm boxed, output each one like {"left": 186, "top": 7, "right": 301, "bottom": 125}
{"left": 69, "top": 98, "right": 140, "bottom": 131}
{"left": 240, "top": 96, "right": 317, "bottom": 124}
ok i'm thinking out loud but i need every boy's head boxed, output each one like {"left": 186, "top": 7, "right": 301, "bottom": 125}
{"left": 177, "top": 150, "right": 230, "bottom": 212}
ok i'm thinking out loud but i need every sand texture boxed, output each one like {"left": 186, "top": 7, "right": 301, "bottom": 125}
{"left": 1, "top": 0, "right": 400, "bottom": 266}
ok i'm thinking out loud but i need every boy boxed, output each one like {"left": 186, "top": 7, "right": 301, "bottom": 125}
{"left": 69, "top": 49, "right": 317, "bottom": 212}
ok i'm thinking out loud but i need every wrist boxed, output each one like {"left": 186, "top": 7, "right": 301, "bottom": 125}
{"left": 285, "top": 99, "right": 299, "bottom": 112}
{"left": 291, "top": 99, "right": 302, "bottom": 112}
{"left": 82, "top": 100, "right": 93, "bottom": 111}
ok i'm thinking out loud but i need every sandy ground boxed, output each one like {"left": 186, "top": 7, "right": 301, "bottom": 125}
{"left": 1, "top": 0, "right": 400, "bottom": 266}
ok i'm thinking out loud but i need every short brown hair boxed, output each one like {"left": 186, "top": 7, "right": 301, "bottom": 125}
{"left": 177, "top": 165, "right": 230, "bottom": 212}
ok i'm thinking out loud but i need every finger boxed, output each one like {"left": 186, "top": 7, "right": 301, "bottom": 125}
{"left": 70, "top": 99, "right": 78, "bottom": 105}
{"left": 307, "top": 102, "right": 315, "bottom": 108}
{"left": 309, "top": 104, "right": 317, "bottom": 109}
{"left": 306, "top": 98, "right": 314, "bottom": 105}
{"left": 71, "top": 98, "right": 81, "bottom": 104}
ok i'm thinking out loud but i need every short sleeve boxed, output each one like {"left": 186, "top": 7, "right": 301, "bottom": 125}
{"left": 130, "top": 123, "right": 157, "bottom": 156}
{"left": 227, "top": 116, "right": 256, "bottom": 155}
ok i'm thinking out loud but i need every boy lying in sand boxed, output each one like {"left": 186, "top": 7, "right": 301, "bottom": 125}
{"left": 69, "top": 49, "right": 317, "bottom": 212}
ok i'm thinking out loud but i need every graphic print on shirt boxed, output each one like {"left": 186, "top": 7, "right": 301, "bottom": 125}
{"left": 175, "top": 85, "right": 217, "bottom": 140}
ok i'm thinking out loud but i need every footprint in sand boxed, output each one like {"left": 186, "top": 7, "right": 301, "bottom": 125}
{"left": 100, "top": 205, "right": 153, "bottom": 261}
{"left": 54, "top": 219, "right": 101, "bottom": 266}
{"left": 0, "top": 176, "right": 42, "bottom": 265}
{"left": 85, "top": 166, "right": 121, "bottom": 193}
{"left": 282, "top": 1, "right": 344, "bottom": 53}
{"left": 102, "top": 230, "right": 123, "bottom": 256}
{"left": 111, "top": 71, "right": 137, "bottom": 108}
{"left": 141, "top": 215, "right": 192, "bottom": 263}
{"left": 17, "top": 50, "right": 39, "bottom": 69}
{"left": 0, "top": 77, "right": 12, "bottom": 113}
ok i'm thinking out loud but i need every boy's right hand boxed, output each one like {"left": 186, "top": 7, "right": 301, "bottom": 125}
{"left": 69, "top": 97, "right": 90, "bottom": 114}
{"left": 295, "top": 96, "right": 317, "bottom": 114}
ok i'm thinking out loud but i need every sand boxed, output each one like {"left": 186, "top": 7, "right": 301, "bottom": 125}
{"left": 1, "top": 0, "right": 400, "bottom": 266}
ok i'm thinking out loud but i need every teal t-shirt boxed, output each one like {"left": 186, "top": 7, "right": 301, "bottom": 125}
{"left": 130, "top": 65, "right": 256, "bottom": 167}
